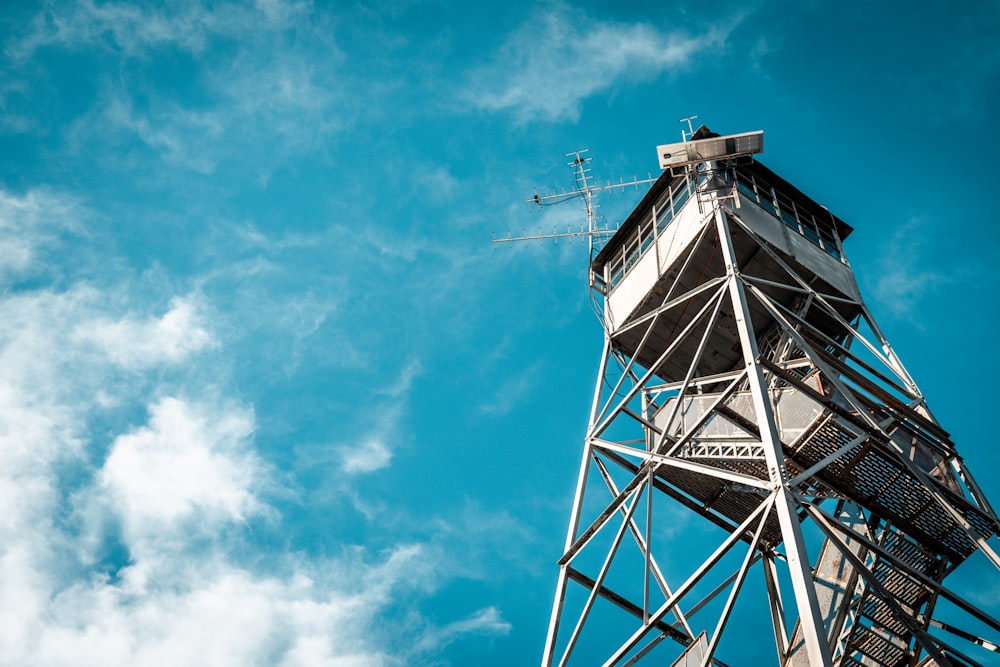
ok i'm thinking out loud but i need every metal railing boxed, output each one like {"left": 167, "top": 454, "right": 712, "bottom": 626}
{"left": 605, "top": 177, "right": 695, "bottom": 290}
{"left": 734, "top": 169, "right": 844, "bottom": 261}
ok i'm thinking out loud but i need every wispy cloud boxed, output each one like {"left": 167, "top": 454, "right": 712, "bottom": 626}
{"left": 377, "top": 357, "right": 423, "bottom": 398}
{"left": 94, "top": 94, "right": 225, "bottom": 173}
{"left": 479, "top": 360, "right": 541, "bottom": 416}
{"left": 9, "top": 0, "right": 346, "bottom": 176}
{"left": 870, "top": 218, "right": 962, "bottom": 321}
{"left": 464, "top": 4, "right": 733, "bottom": 122}
{"left": 86, "top": 60, "right": 339, "bottom": 176}
{"left": 7, "top": 0, "right": 309, "bottom": 59}
{"left": 412, "top": 606, "right": 511, "bottom": 654}
{"left": 338, "top": 359, "right": 423, "bottom": 475}
{"left": 0, "top": 189, "right": 83, "bottom": 280}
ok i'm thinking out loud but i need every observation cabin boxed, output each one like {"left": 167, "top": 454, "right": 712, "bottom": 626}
{"left": 592, "top": 126, "right": 855, "bottom": 380}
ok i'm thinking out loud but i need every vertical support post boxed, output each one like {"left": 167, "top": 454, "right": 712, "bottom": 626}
{"left": 542, "top": 446, "right": 592, "bottom": 666}
{"left": 642, "top": 390, "right": 652, "bottom": 624}
{"left": 762, "top": 553, "right": 789, "bottom": 659}
{"left": 712, "top": 205, "right": 834, "bottom": 667}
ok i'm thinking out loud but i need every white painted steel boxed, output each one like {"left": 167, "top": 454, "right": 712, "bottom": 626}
{"left": 713, "top": 205, "right": 834, "bottom": 667}
{"left": 656, "top": 131, "right": 764, "bottom": 169}
{"left": 541, "top": 132, "right": 1000, "bottom": 667}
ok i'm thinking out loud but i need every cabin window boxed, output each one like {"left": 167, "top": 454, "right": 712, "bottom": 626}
{"left": 734, "top": 168, "right": 847, "bottom": 264}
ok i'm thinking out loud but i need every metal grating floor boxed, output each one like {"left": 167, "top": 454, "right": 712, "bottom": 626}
{"left": 793, "top": 415, "right": 996, "bottom": 563}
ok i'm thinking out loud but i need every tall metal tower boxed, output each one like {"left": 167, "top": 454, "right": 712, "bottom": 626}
{"left": 542, "top": 126, "right": 1000, "bottom": 666}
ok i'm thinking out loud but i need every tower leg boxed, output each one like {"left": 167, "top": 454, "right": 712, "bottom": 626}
{"left": 542, "top": 337, "right": 612, "bottom": 666}
{"left": 713, "top": 207, "right": 834, "bottom": 667}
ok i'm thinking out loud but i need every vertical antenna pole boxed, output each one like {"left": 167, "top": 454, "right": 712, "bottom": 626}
{"left": 568, "top": 150, "right": 597, "bottom": 261}
{"left": 680, "top": 115, "right": 699, "bottom": 142}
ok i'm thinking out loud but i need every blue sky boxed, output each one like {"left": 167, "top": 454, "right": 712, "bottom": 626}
{"left": 1, "top": 1, "right": 998, "bottom": 665}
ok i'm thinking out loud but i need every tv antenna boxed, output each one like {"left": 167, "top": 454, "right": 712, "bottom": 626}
{"left": 680, "top": 114, "right": 699, "bottom": 141}
{"left": 493, "top": 149, "right": 657, "bottom": 259}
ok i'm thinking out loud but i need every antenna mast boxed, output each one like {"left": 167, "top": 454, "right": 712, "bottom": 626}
{"left": 570, "top": 150, "right": 598, "bottom": 259}
{"left": 494, "top": 150, "right": 656, "bottom": 257}
{"left": 680, "top": 114, "right": 699, "bottom": 141}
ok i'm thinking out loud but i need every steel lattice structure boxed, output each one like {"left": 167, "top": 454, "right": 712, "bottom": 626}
{"left": 542, "top": 127, "right": 1000, "bottom": 667}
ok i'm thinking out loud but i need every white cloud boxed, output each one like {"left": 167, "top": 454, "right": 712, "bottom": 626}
{"left": 0, "top": 203, "right": 504, "bottom": 662}
{"left": 100, "top": 396, "right": 260, "bottom": 541}
{"left": 0, "top": 189, "right": 82, "bottom": 279}
{"left": 341, "top": 436, "right": 394, "bottom": 475}
{"left": 0, "top": 281, "right": 504, "bottom": 664}
{"left": 465, "top": 5, "right": 733, "bottom": 122}
{"left": 5, "top": 542, "right": 441, "bottom": 667}
{"left": 74, "top": 297, "right": 214, "bottom": 369}
{"left": 0, "top": 288, "right": 105, "bottom": 422}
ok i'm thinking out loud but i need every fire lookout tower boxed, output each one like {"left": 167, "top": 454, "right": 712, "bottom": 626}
{"left": 542, "top": 126, "right": 1000, "bottom": 666}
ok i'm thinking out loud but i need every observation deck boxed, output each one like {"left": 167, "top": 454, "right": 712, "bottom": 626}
{"left": 591, "top": 159, "right": 857, "bottom": 382}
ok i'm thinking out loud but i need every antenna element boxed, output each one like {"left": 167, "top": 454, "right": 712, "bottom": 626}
{"left": 494, "top": 150, "right": 656, "bottom": 258}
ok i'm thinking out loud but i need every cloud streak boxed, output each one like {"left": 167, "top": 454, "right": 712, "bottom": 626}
{"left": 868, "top": 218, "right": 991, "bottom": 322}
{"left": 464, "top": 5, "right": 732, "bottom": 122}
{"left": 339, "top": 359, "right": 423, "bottom": 475}
{"left": 8, "top": 0, "right": 309, "bottom": 59}
{"left": 8, "top": 0, "right": 346, "bottom": 177}
{"left": 412, "top": 606, "right": 512, "bottom": 654}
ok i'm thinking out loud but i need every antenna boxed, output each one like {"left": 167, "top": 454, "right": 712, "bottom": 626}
{"left": 680, "top": 115, "right": 699, "bottom": 141}
{"left": 493, "top": 149, "right": 657, "bottom": 258}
